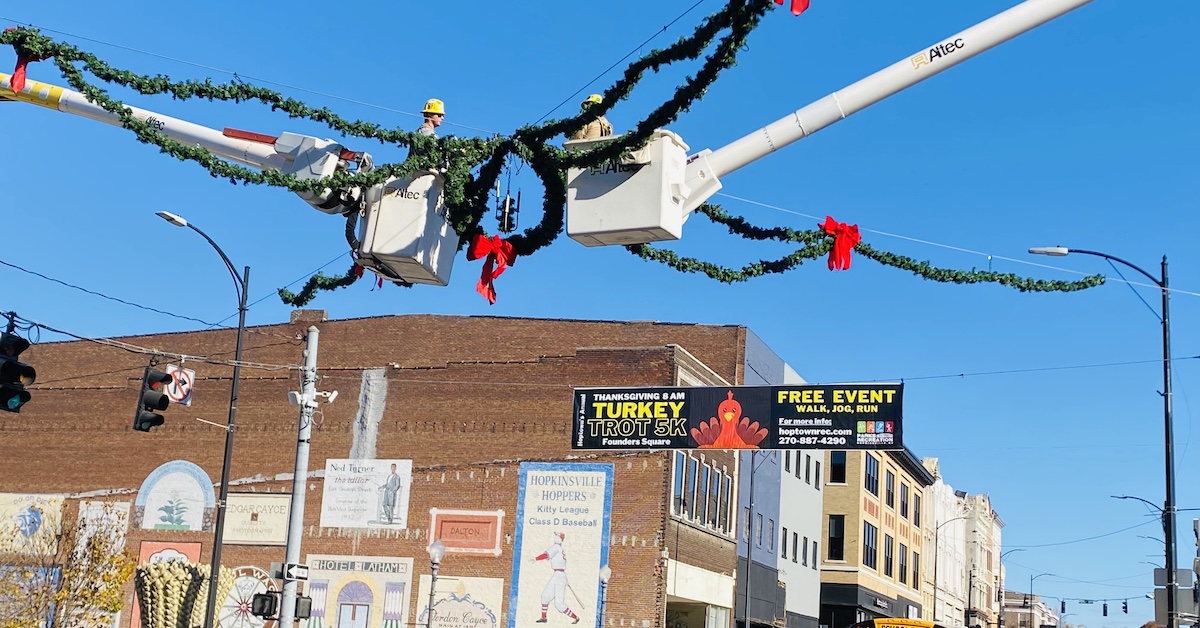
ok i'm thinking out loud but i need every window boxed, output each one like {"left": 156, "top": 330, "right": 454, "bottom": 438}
{"left": 755, "top": 513, "right": 763, "bottom": 547}
{"left": 782, "top": 527, "right": 789, "bottom": 559}
{"left": 698, "top": 466, "right": 710, "bottom": 526}
{"left": 827, "top": 515, "right": 845, "bottom": 560}
{"left": 705, "top": 465, "right": 715, "bottom": 525}
{"left": 864, "top": 454, "right": 880, "bottom": 496}
{"left": 883, "top": 534, "right": 894, "bottom": 577}
{"left": 898, "top": 544, "right": 908, "bottom": 584}
{"left": 812, "top": 540, "right": 818, "bottom": 569}
{"left": 830, "top": 452, "right": 846, "bottom": 484}
{"left": 885, "top": 471, "right": 896, "bottom": 507}
{"left": 768, "top": 519, "right": 775, "bottom": 551}
{"left": 793, "top": 532, "right": 799, "bottom": 563}
{"left": 722, "top": 475, "right": 732, "bottom": 533}
{"left": 686, "top": 457, "right": 698, "bottom": 519}
{"left": 672, "top": 452, "right": 686, "bottom": 515}
{"left": 805, "top": 454, "right": 812, "bottom": 483}
{"left": 900, "top": 483, "right": 910, "bottom": 519}
{"left": 912, "top": 552, "right": 920, "bottom": 591}
{"left": 913, "top": 493, "right": 922, "bottom": 526}
{"left": 815, "top": 461, "right": 821, "bottom": 490}
{"left": 862, "top": 522, "right": 878, "bottom": 569}
{"left": 785, "top": 451, "right": 791, "bottom": 472}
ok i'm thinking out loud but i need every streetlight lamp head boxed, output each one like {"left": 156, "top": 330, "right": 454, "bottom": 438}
{"left": 156, "top": 211, "right": 188, "bottom": 227}
{"left": 428, "top": 539, "right": 446, "bottom": 564}
{"left": 1028, "top": 246, "right": 1070, "bottom": 257}
{"left": 599, "top": 565, "right": 612, "bottom": 584}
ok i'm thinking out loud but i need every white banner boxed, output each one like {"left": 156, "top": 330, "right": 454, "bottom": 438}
{"left": 320, "top": 459, "right": 413, "bottom": 529}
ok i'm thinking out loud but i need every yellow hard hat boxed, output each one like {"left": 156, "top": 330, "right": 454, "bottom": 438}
{"left": 422, "top": 98, "right": 445, "bottom": 116}
{"left": 582, "top": 94, "right": 603, "bottom": 107}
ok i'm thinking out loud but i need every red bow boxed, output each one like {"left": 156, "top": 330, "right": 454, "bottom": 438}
{"left": 774, "top": 0, "right": 810, "bottom": 16}
{"left": 5, "top": 30, "right": 47, "bottom": 93}
{"left": 820, "top": 215, "right": 860, "bottom": 271}
{"left": 466, "top": 233, "right": 516, "bottom": 304}
{"left": 352, "top": 263, "right": 384, "bottom": 288}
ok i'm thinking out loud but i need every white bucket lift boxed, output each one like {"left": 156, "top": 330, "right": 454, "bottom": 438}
{"left": 356, "top": 172, "right": 459, "bottom": 286}
{"left": 566, "top": 129, "right": 691, "bottom": 247}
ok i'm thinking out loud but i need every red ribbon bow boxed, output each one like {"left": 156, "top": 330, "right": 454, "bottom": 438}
{"left": 5, "top": 30, "right": 47, "bottom": 93}
{"left": 820, "top": 215, "right": 860, "bottom": 271}
{"left": 466, "top": 233, "right": 516, "bottom": 304}
{"left": 774, "top": 0, "right": 810, "bottom": 16}
{"left": 352, "top": 263, "right": 383, "bottom": 288}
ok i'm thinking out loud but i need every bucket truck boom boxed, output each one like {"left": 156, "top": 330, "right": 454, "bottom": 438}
{"left": 565, "top": 0, "right": 1098, "bottom": 247}
{"left": 0, "top": 72, "right": 458, "bottom": 286}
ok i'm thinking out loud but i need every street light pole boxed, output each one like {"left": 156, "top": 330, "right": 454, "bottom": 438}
{"left": 1029, "top": 572, "right": 1053, "bottom": 628}
{"left": 998, "top": 549, "right": 1025, "bottom": 628}
{"left": 157, "top": 211, "right": 249, "bottom": 628}
{"left": 598, "top": 564, "right": 613, "bottom": 628}
{"left": 1030, "top": 246, "right": 1177, "bottom": 628}
{"left": 933, "top": 515, "right": 970, "bottom": 623}
{"left": 427, "top": 540, "right": 446, "bottom": 628}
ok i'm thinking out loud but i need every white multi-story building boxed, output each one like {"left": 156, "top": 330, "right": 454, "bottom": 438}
{"left": 922, "top": 458, "right": 970, "bottom": 626}
{"left": 964, "top": 494, "right": 1004, "bottom": 628}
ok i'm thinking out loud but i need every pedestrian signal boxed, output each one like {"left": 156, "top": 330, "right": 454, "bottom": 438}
{"left": 0, "top": 332, "right": 35, "bottom": 413}
{"left": 134, "top": 367, "right": 173, "bottom": 432}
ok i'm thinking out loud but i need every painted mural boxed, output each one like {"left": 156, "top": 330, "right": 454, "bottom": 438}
{"left": 416, "top": 575, "right": 503, "bottom": 628}
{"left": 130, "top": 541, "right": 203, "bottom": 628}
{"left": 134, "top": 460, "right": 216, "bottom": 531}
{"left": 0, "top": 492, "right": 65, "bottom": 555}
{"left": 305, "top": 554, "right": 414, "bottom": 628}
{"left": 320, "top": 459, "right": 413, "bottom": 529}
{"left": 507, "top": 463, "right": 613, "bottom": 628}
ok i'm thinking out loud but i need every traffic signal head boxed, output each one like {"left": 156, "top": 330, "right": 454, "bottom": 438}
{"left": 0, "top": 332, "right": 35, "bottom": 413}
{"left": 134, "top": 367, "right": 173, "bottom": 432}
{"left": 1102, "top": 603, "right": 1108, "bottom": 616}
{"left": 1123, "top": 601, "right": 1128, "bottom": 614}
{"left": 1061, "top": 601, "right": 1066, "bottom": 614}
{"left": 250, "top": 592, "right": 279, "bottom": 619}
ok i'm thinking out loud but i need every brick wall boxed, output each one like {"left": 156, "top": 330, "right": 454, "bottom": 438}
{"left": 0, "top": 314, "right": 749, "bottom": 627}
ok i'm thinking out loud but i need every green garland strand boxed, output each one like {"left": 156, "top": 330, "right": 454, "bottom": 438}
{"left": 1, "top": 4, "right": 1104, "bottom": 304}
{"left": 624, "top": 204, "right": 1106, "bottom": 292}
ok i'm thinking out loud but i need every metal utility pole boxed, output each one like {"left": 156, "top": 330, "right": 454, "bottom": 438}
{"left": 278, "top": 325, "right": 319, "bottom": 625}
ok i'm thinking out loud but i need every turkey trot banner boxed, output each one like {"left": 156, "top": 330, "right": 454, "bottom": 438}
{"left": 508, "top": 463, "right": 613, "bottom": 628}
{"left": 571, "top": 383, "right": 903, "bottom": 450}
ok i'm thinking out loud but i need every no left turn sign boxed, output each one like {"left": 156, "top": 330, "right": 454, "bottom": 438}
{"left": 164, "top": 364, "right": 196, "bottom": 406}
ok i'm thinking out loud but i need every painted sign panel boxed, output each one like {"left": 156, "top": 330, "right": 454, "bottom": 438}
{"left": 134, "top": 460, "right": 216, "bottom": 531}
{"left": 429, "top": 509, "right": 505, "bottom": 556}
{"left": 0, "top": 493, "right": 65, "bottom": 555}
{"left": 305, "top": 554, "right": 414, "bottom": 628}
{"left": 222, "top": 493, "right": 290, "bottom": 545}
{"left": 508, "top": 462, "right": 613, "bottom": 628}
{"left": 320, "top": 459, "right": 413, "bottom": 529}
{"left": 572, "top": 384, "right": 903, "bottom": 450}
{"left": 416, "top": 575, "right": 503, "bottom": 628}
{"left": 130, "top": 541, "right": 202, "bottom": 628}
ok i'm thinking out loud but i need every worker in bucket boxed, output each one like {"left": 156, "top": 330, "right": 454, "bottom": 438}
{"left": 417, "top": 98, "right": 445, "bottom": 138}
{"left": 569, "top": 94, "right": 613, "bottom": 140}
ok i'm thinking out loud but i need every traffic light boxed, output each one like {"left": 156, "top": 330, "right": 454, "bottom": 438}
{"left": 1061, "top": 601, "right": 1066, "bottom": 614}
{"left": 0, "top": 332, "right": 35, "bottom": 412}
{"left": 251, "top": 592, "right": 278, "bottom": 619}
{"left": 1102, "top": 603, "right": 1108, "bottom": 616}
{"left": 1122, "top": 601, "right": 1128, "bottom": 614}
{"left": 134, "top": 366, "right": 173, "bottom": 432}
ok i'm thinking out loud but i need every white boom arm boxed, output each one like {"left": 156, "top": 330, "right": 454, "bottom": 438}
{"left": 0, "top": 72, "right": 366, "bottom": 214}
{"left": 681, "top": 0, "right": 1097, "bottom": 212}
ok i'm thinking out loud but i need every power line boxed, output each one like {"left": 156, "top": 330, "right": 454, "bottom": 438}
{"left": 534, "top": 0, "right": 711, "bottom": 124}
{"left": 878, "top": 356, "right": 1200, "bottom": 383}
{"left": 1007, "top": 519, "right": 1155, "bottom": 549}
{"left": 715, "top": 192, "right": 1200, "bottom": 298}
{"left": 0, "top": 16, "right": 496, "bottom": 135}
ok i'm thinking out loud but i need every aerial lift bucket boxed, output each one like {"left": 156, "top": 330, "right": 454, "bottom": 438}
{"left": 356, "top": 172, "right": 459, "bottom": 286}
{"left": 565, "top": 129, "right": 691, "bottom": 247}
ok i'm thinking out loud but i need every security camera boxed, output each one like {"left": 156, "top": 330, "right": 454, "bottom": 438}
{"left": 324, "top": 390, "right": 338, "bottom": 404}
{"left": 287, "top": 391, "right": 301, "bottom": 406}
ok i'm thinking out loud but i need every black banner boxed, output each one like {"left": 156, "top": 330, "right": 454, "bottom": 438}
{"left": 571, "top": 384, "right": 902, "bottom": 450}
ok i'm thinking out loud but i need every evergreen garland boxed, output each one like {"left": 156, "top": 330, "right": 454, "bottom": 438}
{"left": 1, "top": 2, "right": 1104, "bottom": 304}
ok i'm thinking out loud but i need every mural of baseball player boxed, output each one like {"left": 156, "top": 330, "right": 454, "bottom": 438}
{"left": 533, "top": 532, "right": 581, "bottom": 624}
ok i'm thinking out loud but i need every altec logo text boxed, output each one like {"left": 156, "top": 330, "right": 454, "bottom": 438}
{"left": 910, "top": 38, "right": 965, "bottom": 69}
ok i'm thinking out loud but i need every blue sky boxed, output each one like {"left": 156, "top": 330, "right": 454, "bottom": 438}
{"left": 2, "top": 1, "right": 1198, "bottom": 626}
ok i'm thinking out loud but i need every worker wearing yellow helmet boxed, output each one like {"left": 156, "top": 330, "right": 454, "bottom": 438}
{"left": 570, "top": 94, "right": 613, "bottom": 141}
{"left": 418, "top": 98, "right": 445, "bottom": 138}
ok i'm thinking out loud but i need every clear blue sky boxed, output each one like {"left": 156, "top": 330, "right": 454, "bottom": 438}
{"left": 2, "top": 2, "right": 1198, "bottom": 626}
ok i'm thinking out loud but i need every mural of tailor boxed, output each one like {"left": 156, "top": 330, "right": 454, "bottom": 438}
{"left": 133, "top": 460, "right": 216, "bottom": 531}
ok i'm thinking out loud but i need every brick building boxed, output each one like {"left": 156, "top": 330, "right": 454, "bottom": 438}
{"left": 0, "top": 312, "right": 791, "bottom": 628}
